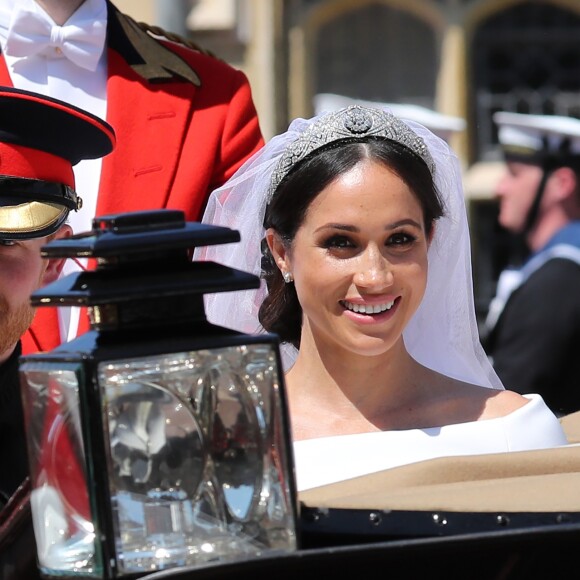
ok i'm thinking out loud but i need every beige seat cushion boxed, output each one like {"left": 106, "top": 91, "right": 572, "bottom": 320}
{"left": 299, "top": 445, "right": 580, "bottom": 513}
{"left": 560, "top": 410, "right": 580, "bottom": 443}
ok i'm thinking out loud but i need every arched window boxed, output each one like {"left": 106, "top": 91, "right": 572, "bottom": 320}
{"left": 471, "top": 3, "right": 580, "bottom": 162}
{"left": 315, "top": 4, "right": 438, "bottom": 107}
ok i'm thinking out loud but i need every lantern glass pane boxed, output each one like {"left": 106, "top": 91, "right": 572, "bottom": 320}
{"left": 19, "top": 362, "right": 101, "bottom": 577}
{"left": 98, "top": 342, "right": 296, "bottom": 575}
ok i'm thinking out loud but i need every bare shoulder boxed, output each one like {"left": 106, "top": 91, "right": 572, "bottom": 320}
{"left": 418, "top": 369, "right": 533, "bottom": 424}
{"left": 435, "top": 371, "right": 531, "bottom": 421}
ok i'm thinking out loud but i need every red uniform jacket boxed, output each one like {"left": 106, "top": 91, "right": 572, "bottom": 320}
{"left": 4, "top": 3, "right": 264, "bottom": 355}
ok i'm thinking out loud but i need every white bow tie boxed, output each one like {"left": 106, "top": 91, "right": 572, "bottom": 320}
{"left": 4, "top": 5, "right": 106, "bottom": 71}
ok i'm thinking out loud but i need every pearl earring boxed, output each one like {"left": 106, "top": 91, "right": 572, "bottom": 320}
{"left": 283, "top": 271, "right": 294, "bottom": 283}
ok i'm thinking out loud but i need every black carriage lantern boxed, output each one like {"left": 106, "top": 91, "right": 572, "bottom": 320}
{"left": 18, "top": 210, "right": 298, "bottom": 579}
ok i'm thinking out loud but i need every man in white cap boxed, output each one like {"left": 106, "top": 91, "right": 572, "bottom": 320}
{"left": 483, "top": 111, "right": 580, "bottom": 416}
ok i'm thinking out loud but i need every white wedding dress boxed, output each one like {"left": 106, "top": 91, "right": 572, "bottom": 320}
{"left": 293, "top": 394, "right": 568, "bottom": 491}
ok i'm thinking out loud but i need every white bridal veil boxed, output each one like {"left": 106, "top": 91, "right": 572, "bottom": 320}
{"left": 194, "top": 107, "right": 504, "bottom": 390}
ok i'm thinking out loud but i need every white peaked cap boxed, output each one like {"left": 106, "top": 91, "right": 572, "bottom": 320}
{"left": 494, "top": 111, "right": 580, "bottom": 159}
{"left": 313, "top": 93, "right": 466, "bottom": 142}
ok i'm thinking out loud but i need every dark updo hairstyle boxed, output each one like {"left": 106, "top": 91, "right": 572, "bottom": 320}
{"left": 259, "top": 138, "right": 444, "bottom": 349}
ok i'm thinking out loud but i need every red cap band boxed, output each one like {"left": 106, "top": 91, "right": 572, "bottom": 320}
{"left": 0, "top": 142, "right": 75, "bottom": 188}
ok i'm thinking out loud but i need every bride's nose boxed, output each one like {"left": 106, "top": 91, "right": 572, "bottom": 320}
{"left": 353, "top": 247, "right": 394, "bottom": 289}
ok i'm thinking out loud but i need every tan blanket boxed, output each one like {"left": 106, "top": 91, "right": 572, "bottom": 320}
{"left": 299, "top": 443, "right": 580, "bottom": 513}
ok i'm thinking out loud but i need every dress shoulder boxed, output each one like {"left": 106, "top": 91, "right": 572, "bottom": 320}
{"left": 498, "top": 394, "right": 569, "bottom": 449}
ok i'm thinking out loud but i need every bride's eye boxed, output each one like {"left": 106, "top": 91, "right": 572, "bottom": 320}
{"left": 387, "top": 232, "right": 417, "bottom": 247}
{"left": 322, "top": 235, "right": 355, "bottom": 249}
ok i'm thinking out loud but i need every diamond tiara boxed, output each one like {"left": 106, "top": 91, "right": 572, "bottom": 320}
{"left": 267, "top": 105, "right": 435, "bottom": 202}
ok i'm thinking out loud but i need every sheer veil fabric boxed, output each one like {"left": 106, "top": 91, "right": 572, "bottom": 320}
{"left": 194, "top": 108, "right": 504, "bottom": 390}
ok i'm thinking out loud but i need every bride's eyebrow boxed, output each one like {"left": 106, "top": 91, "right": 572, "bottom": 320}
{"left": 314, "top": 224, "right": 358, "bottom": 234}
{"left": 314, "top": 219, "right": 422, "bottom": 234}
{"left": 389, "top": 219, "right": 423, "bottom": 229}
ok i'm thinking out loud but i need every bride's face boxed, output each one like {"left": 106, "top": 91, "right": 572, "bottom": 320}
{"left": 280, "top": 158, "right": 431, "bottom": 358}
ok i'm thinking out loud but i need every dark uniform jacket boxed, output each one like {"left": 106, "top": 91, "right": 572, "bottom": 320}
{"left": 484, "top": 222, "right": 580, "bottom": 416}
{"left": 0, "top": 342, "right": 28, "bottom": 504}
{"left": 0, "top": 341, "right": 39, "bottom": 579}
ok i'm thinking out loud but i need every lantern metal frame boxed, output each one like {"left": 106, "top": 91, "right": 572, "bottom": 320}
{"left": 19, "top": 210, "right": 299, "bottom": 579}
